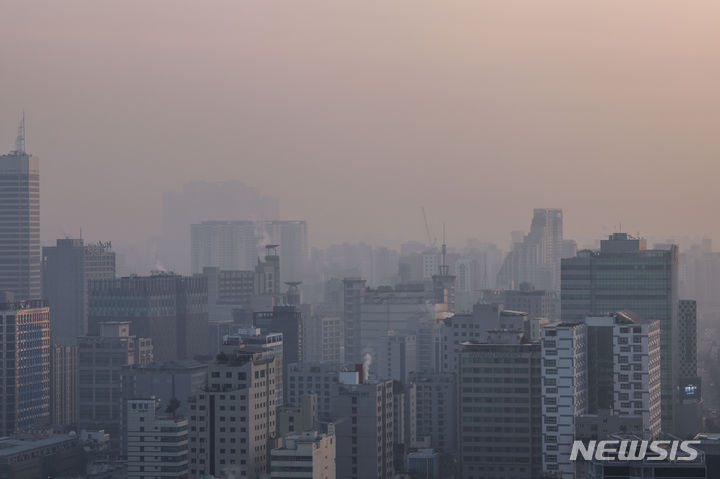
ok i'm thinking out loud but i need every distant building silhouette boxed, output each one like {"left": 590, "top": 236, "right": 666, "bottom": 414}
{"left": 497, "top": 208, "right": 563, "bottom": 292}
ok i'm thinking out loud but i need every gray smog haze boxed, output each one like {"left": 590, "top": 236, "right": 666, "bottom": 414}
{"left": 1, "top": 0, "right": 719, "bottom": 249}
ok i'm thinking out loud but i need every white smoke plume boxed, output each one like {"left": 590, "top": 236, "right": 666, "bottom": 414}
{"left": 363, "top": 353, "right": 372, "bottom": 382}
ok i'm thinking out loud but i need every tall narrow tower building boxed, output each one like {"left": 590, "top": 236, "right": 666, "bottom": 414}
{"left": 0, "top": 117, "right": 40, "bottom": 299}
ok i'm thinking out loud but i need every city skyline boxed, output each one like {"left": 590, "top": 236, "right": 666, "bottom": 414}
{"left": 1, "top": 2, "right": 720, "bottom": 477}
{"left": 3, "top": 1, "right": 720, "bottom": 251}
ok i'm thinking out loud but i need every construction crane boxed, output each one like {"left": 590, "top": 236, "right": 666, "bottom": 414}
{"left": 421, "top": 207, "right": 437, "bottom": 248}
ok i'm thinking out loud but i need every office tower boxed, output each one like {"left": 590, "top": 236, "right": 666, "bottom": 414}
{"left": 541, "top": 322, "right": 587, "bottom": 479}
{"left": 120, "top": 360, "right": 208, "bottom": 418}
{"left": 678, "top": 300, "right": 698, "bottom": 382}
{"left": 0, "top": 298, "right": 50, "bottom": 435}
{"left": 677, "top": 299, "right": 702, "bottom": 437}
{"left": 410, "top": 372, "right": 457, "bottom": 453}
{"left": 458, "top": 331, "right": 542, "bottom": 479}
{"left": 561, "top": 233, "right": 679, "bottom": 432}
{"left": 286, "top": 362, "right": 343, "bottom": 419}
{"left": 270, "top": 431, "right": 336, "bottom": 479}
{"left": 188, "top": 346, "right": 279, "bottom": 479}
{"left": 302, "top": 312, "right": 342, "bottom": 364}
{"left": 375, "top": 331, "right": 416, "bottom": 383}
{"left": 481, "top": 283, "right": 560, "bottom": 320}
{"left": 333, "top": 378, "right": 394, "bottom": 479}
{"left": 435, "top": 302, "right": 503, "bottom": 373}
{"left": 42, "top": 239, "right": 115, "bottom": 344}
{"left": 88, "top": 274, "right": 208, "bottom": 361}
{"left": 277, "top": 394, "right": 318, "bottom": 436}
{"left": 497, "top": 208, "right": 564, "bottom": 292}
{"left": 190, "top": 220, "right": 308, "bottom": 282}
{"left": 0, "top": 124, "right": 40, "bottom": 299}
{"left": 50, "top": 344, "right": 78, "bottom": 428}
{"left": 124, "top": 398, "right": 189, "bottom": 479}
{"left": 78, "top": 322, "right": 153, "bottom": 447}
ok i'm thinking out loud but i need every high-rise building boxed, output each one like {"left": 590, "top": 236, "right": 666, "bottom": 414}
{"left": 561, "top": 233, "right": 680, "bottom": 432}
{"left": 333, "top": 378, "right": 394, "bottom": 479}
{"left": 583, "top": 312, "right": 663, "bottom": 441}
{"left": 50, "top": 344, "right": 78, "bottom": 428}
{"left": 611, "top": 314, "right": 662, "bottom": 438}
{"left": 677, "top": 299, "right": 703, "bottom": 437}
{"left": 42, "top": 239, "right": 115, "bottom": 344}
{"left": 458, "top": 332, "right": 543, "bottom": 479}
{"left": 341, "top": 280, "right": 445, "bottom": 368}
{"left": 254, "top": 306, "right": 302, "bottom": 384}
{"left": 302, "top": 312, "right": 342, "bottom": 365}
{"left": 78, "top": 322, "right": 153, "bottom": 447}
{"left": 410, "top": 372, "right": 457, "bottom": 453}
{"left": 0, "top": 298, "right": 50, "bottom": 435}
{"left": 88, "top": 274, "right": 208, "bottom": 361}
{"left": 188, "top": 346, "right": 279, "bottom": 479}
{"left": 124, "top": 398, "right": 189, "bottom": 479}
{"left": 0, "top": 125, "right": 40, "bottom": 299}
{"left": 497, "top": 208, "right": 564, "bottom": 292}
{"left": 435, "top": 302, "right": 503, "bottom": 373}
{"left": 375, "top": 331, "right": 416, "bottom": 383}
{"left": 541, "top": 322, "right": 587, "bottom": 479}
{"left": 277, "top": 394, "right": 318, "bottom": 437}
{"left": 223, "top": 329, "right": 284, "bottom": 406}
{"left": 286, "top": 362, "right": 343, "bottom": 419}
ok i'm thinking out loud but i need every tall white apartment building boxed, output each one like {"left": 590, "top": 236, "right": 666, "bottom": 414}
{"left": 541, "top": 322, "right": 587, "bottom": 479}
{"left": 612, "top": 314, "right": 661, "bottom": 438}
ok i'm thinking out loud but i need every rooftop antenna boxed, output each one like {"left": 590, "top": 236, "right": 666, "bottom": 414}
{"left": 14, "top": 112, "right": 25, "bottom": 154}
{"left": 439, "top": 223, "right": 449, "bottom": 276}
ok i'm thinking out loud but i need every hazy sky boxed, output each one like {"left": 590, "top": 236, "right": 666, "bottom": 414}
{"left": 2, "top": 0, "right": 719, "bottom": 250}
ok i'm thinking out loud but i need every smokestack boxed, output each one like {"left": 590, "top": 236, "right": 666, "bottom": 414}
{"left": 355, "top": 363, "right": 364, "bottom": 384}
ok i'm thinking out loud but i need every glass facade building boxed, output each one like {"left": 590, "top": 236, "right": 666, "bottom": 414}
{"left": 0, "top": 300, "right": 50, "bottom": 435}
{"left": 0, "top": 150, "right": 40, "bottom": 300}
